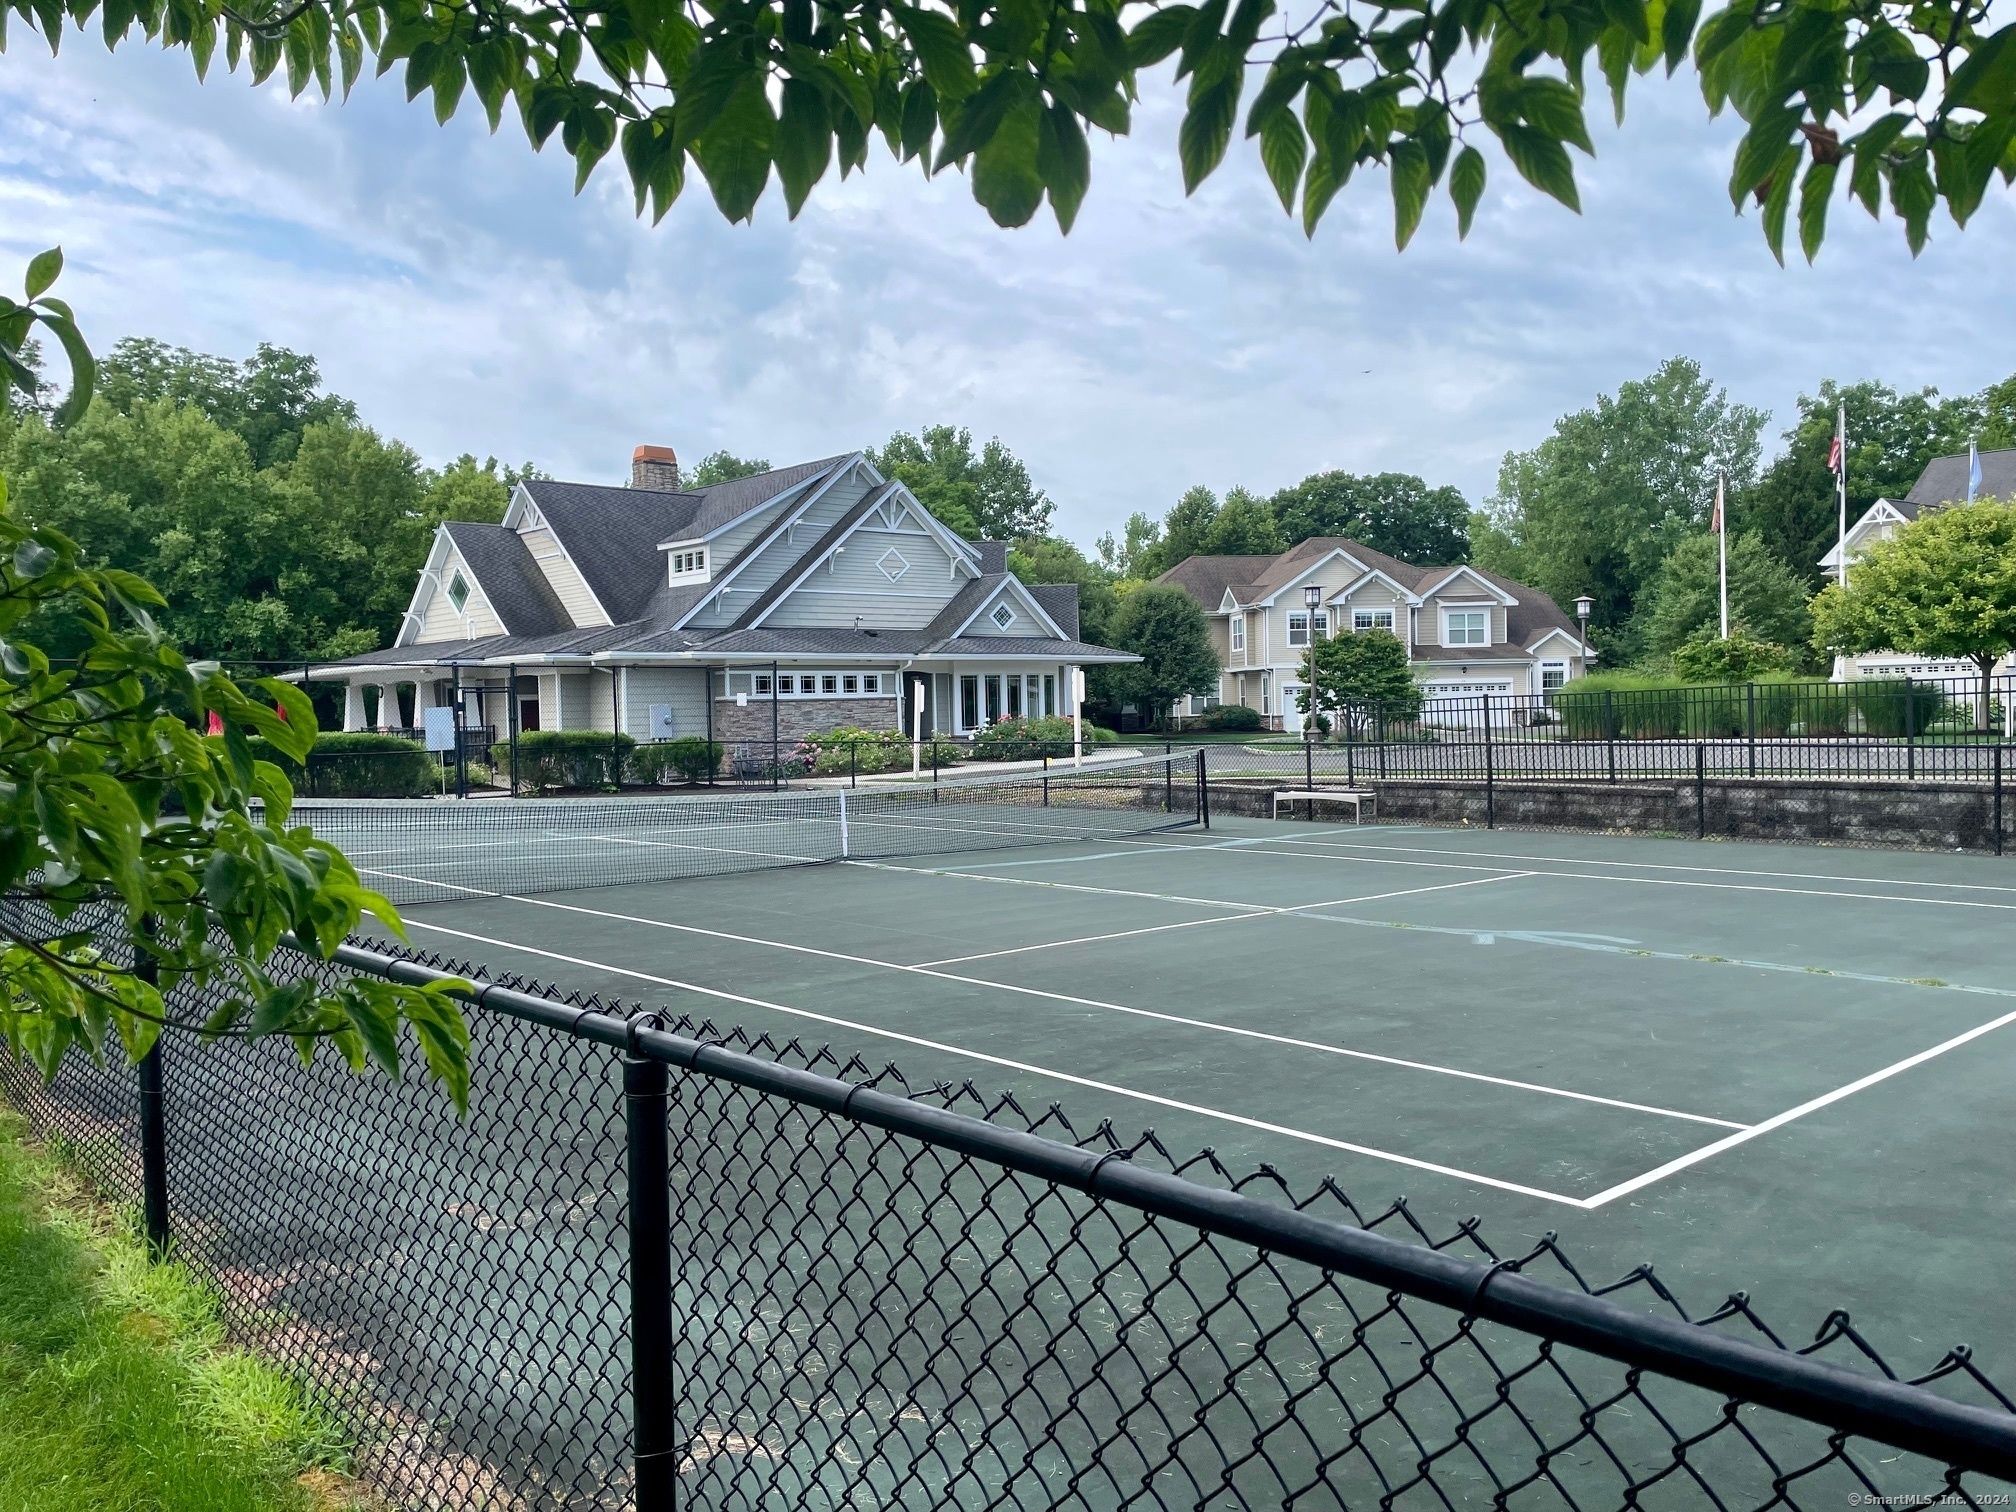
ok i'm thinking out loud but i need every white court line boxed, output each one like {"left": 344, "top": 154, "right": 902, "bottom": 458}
{"left": 912, "top": 874, "right": 1530, "bottom": 967}
{"left": 1101, "top": 839, "right": 2016, "bottom": 913}
{"left": 1182, "top": 832, "right": 2016, "bottom": 895}
{"left": 366, "top": 866, "right": 1742, "bottom": 1130}
{"left": 394, "top": 917, "right": 1589, "bottom": 1207}
{"left": 1579, "top": 1004, "right": 2016, "bottom": 1207}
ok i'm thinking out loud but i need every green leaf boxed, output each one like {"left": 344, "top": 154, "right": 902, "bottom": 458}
{"left": 1599, "top": 0, "right": 1650, "bottom": 47}
{"left": 1449, "top": 143, "right": 1486, "bottom": 238}
{"left": 1036, "top": 104, "right": 1091, "bottom": 232}
{"left": 1889, "top": 152, "right": 1935, "bottom": 254}
{"left": 40, "top": 313, "right": 96, "bottom": 430}
{"left": 1945, "top": 22, "right": 2016, "bottom": 114}
{"left": 970, "top": 95, "right": 1044, "bottom": 227}
{"left": 1127, "top": 4, "right": 1197, "bottom": 67}
{"left": 1516, "top": 77, "right": 1592, "bottom": 154}
{"left": 1661, "top": 0, "right": 1702, "bottom": 73}
{"left": 1496, "top": 123, "right": 1581, "bottom": 211}
{"left": 934, "top": 69, "right": 1026, "bottom": 168}
{"left": 1301, "top": 146, "right": 1352, "bottom": 235}
{"left": 775, "top": 78, "right": 832, "bottom": 217}
{"left": 1847, "top": 112, "right": 1909, "bottom": 216}
{"left": 1728, "top": 101, "right": 1800, "bottom": 207}
{"left": 1178, "top": 63, "right": 1240, "bottom": 193}
{"left": 693, "top": 75, "right": 775, "bottom": 221}
{"left": 1758, "top": 143, "right": 1797, "bottom": 263}
{"left": 1797, "top": 157, "right": 1835, "bottom": 261}
{"left": 24, "top": 248, "right": 62, "bottom": 300}
{"left": 1258, "top": 106, "right": 1306, "bottom": 213}
{"left": 899, "top": 80, "right": 937, "bottom": 162}
{"left": 895, "top": 4, "right": 977, "bottom": 101}
{"left": 1389, "top": 138, "right": 1430, "bottom": 249}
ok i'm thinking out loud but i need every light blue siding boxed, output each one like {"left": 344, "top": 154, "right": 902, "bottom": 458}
{"left": 683, "top": 470, "right": 877, "bottom": 630}
{"left": 622, "top": 667, "right": 709, "bottom": 738}
{"left": 763, "top": 521, "right": 963, "bottom": 629}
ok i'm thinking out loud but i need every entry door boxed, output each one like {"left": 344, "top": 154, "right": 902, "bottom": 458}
{"left": 1281, "top": 684, "right": 1306, "bottom": 734}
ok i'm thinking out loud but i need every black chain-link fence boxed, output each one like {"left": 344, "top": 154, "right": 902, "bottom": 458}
{"left": 3, "top": 906, "right": 2013, "bottom": 1509}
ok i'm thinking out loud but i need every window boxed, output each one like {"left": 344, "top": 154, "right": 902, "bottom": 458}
{"left": 1443, "top": 609, "right": 1488, "bottom": 646}
{"left": 878, "top": 549, "right": 911, "bottom": 582}
{"left": 1541, "top": 662, "right": 1567, "bottom": 693}
{"left": 821, "top": 675, "right": 839, "bottom": 695}
{"left": 960, "top": 676, "right": 980, "bottom": 730}
{"left": 1286, "top": 612, "right": 1310, "bottom": 648}
{"left": 667, "top": 547, "right": 708, "bottom": 580}
{"left": 990, "top": 601, "right": 1017, "bottom": 631}
{"left": 727, "top": 671, "right": 754, "bottom": 697}
{"left": 984, "top": 675, "right": 1002, "bottom": 723}
{"left": 448, "top": 572, "right": 470, "bottom": 612}
{"left": 1354, "top": 608, "right": 1395, "bottom": 633}
{"left": 861, "top": 674, "right": 881, "bottom": 694}
{"left": 1043, "top": 674, "right": 1055, "bottom": 716}
{"left": 754, "top": 674, "right": 773, "bottom": 695}
{"left": 842, "top": 675, "right": 859, "bottom": 694}
{"left": 1007, "top": 678, "right": 1023, "bottom": 718}
{"left": 1230, "top": 616, "right": 1245, "bottom": 653}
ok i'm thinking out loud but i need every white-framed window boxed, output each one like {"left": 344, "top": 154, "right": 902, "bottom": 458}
{"left": 1443, "top": 609, "right": 1489, "bottom": 646}
{"left": 667, "top": 547, "right": 708, "bottom": 581}
{"left": 1540, "top": 661, "right": 1568, "bottom": 693}
{"left": 821, "top": 674, "right": 839, "bottom": 695}
{"left": 1286, "top": 611, "right": 1309, "bottom": 647}
{"left": 842, "top": 674, "right": 859, "bottom": 694}
{"left": 989, "top": 601, "right": 1017, "bottom": 631}
{"left": 721, "top": 670, "right": 890, "bottom": 699}
{"left": 861, "top": 674, "right": 881, "bottom": 694}
{"left": 754, "top": 674, "right": 773, "bottom": 695}
{"left": 727, "top": 671, "right": 754, "bottom": 696}
{"left": 448, "top": 572, "right": 470, "bottom": 612}
{"left": 1229, "top": 615, "right": 1245, "bottom": 653}
{"left": 1354, "top": 608, "right": 1395, "bottom": 633}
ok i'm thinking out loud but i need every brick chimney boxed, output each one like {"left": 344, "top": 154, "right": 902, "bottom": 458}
{"left": 631, "top": 444, "right": 681, "bottom": 490}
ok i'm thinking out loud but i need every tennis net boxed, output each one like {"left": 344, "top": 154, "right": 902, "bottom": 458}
{"left": 289, "top": 749, "right": 1204, "bottom": 905}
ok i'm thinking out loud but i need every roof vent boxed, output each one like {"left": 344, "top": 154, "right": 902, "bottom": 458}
{"left": 631, "top": 445, "right": 681, "bottom": 491}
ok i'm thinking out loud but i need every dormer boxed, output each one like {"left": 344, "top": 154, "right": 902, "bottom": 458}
{"left": 664, "top": 542, "right": 711, "bottom": 585}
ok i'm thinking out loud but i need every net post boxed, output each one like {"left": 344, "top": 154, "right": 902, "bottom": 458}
{"left": 1042, "top": 752, "right": 1050, "bottom": 808}
{"left": 838, "top": 790, "right": 850, "bottom": 858}
{"left": 134, "top": 917, "right": 169, "bottom": 1260}
{"left": 1196, "top": 747, "right": 1209, "bottom": 829}
{"left": 850, "top": 741, "right": 857, "bottom": 790}
{"left": 1996, "top": 743, "right": 2004, "bottom": 857}
{"left": 932, "top": 741, "right": 939, "bottom": 801}
{"left": 623, "top": 1037, "right": 676, "bottom": 1512}
{"left": 507, "top": 662, "right": 520, "bottom": 797}
{"left": 771, "top": 660, "right": 780, "bottom": 792}
{"left": 1164, "top": 756, "right": 1173, "bottom": 813}
{"left": 1484, "top": 693, "right": 1495, "bottom": 829}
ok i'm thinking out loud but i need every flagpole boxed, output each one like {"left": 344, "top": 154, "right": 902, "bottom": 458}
{"left": 1716, "top": 471, "right": 1729, "bottom": 639}
{"left": 1836, "top": 403, "right": 1849, "bottom": 591}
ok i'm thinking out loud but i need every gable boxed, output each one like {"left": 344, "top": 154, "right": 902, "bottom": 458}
{"left": 756, "top": 482, "right": 983, "bottom": 631}
{"left": 679, "top": 461, "right": 885, "bottom": 630}
{"left": 403, "top": 534, "right": 506, "bottom": 644}
{"left": 1418, "top": 565, "right": 1518, "bottom": 606}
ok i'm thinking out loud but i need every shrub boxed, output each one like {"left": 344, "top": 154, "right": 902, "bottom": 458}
{"left": 1851, "top": 678, "right": 1955, "bottom": 736}
{"left": 1671, "top": 628, "right": 1797, "bottom": 683}
{"left": 970, "top": 716, "right": 1116, "bottom": 759}
{"left": 244, "top": 732, "right": 436, "bottom": 799}
{"left": 515, "top": 729, "right": 635, "bottom": 791}
{"left": 795, "top": 726, "right": 949, "bottom": 776}
{"left": 627, "top": 737, "right": 723, "bottom": 784}
{"left": 1201, "top": 704, "right": 1262, "bottom": 731}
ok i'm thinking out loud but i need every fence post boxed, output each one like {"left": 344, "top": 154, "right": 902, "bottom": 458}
{"left": 850, "top": 741, "right": 857, "bottom": 790}
{"left": 1997, "top": 743, "right": 2005, "bottom": 858}
{"left": 625, "top": 1032, "right": 677, "bottom": 1512}
{"left": 1377, "top": 708, "right": 1388, "bottom": 781}
{"left": 1164, "top": 757, "right": 1173, "bottom": 813}
{"left": 1746, "top": 681, "right": 1757, "bottom": 779}
{"left": 1346, "top": 718, "right": 1356, "bottom": 786}
{"left": 931, "top": 741, "right": 940, "bottom": 801}
{"left": 1196, "top": 747, "right": 1209, "bottom": 829}
{"left": 1484, "top": 694, "right": 1495, "bottom": 829}
{"left": 134, "top": 920, "right": 170, "bottom": 1260}
{"left": 1696, "top": 742, "right": 1707, "bottom": 839}
{"left": 1305, "top": 735, "right": 1313, "bottom": 795}
{"left": 1605, "top": 690, "right": 1617, "bottom": 783}
{"left": 507, "top": 662, "right": 521, "bottom": 797}
{"left": 1905, "top": 675, "right": 1917, "bottom": 779}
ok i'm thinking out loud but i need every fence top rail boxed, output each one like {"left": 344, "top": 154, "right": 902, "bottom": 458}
{"left": 332, "top": 934, "right": 2016, "bottom": 1480}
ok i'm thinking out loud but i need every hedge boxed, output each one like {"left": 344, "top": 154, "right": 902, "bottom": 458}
{"left": 243, "top": 732, "right": 436, "bottom": 799}
{"left": 514, "top": 730, "right": 635, "bottom": 791}
{"left": 970, "top": 716, "right": 1118, "bottom": 760}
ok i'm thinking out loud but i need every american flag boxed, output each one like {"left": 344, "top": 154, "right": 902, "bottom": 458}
{"left": 1829, "top": 404, "right": 1845, "bottom": 473}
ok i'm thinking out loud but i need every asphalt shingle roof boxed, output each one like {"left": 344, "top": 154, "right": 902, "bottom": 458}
{"left": 442, "top": 522, "right": 572, "bottom": 636}
{"left": 1907, "top": 447, "right": 2016, "bottom": 508}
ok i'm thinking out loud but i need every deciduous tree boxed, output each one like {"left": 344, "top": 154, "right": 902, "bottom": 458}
{"left": 689, "top": 450, "right": 772, "bottom": 486}
{"left": 869, "top": 426, "right": 1053, "bottom": 540}
{"left": 1300, "top": 628, "right": 1422, "bottom": 725}
{"left": 1106, "top": 585, "right": 1220, "bottom": 726}
{"left": 1811, "top": 500, "right": 2016, "bottom": 727}
{"left": 1271, "top": 471, "right": 1470, "bottom": 565}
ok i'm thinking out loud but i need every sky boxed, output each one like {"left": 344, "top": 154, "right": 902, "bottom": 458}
{"left": 2, "top": 31, "right": 2013, "bottom": 555}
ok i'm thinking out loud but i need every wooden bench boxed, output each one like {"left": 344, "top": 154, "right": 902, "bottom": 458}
{"left": 1273, "top": 788, "right": 1376, "bottom": 824}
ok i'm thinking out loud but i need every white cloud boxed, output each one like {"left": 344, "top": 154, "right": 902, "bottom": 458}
{"left": 2, "top": 37, "right": 2012, "bottom": 548}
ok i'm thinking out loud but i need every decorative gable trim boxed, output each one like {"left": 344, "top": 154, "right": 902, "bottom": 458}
{"left": 504, "top": 482, "right": 615, "bottom": 628}
{"left": 1217, "top": 588, "right": 1241, "bottom": 612}
{"left": 1255, "top": 547, "right": 1372, "bottom": 605}
{"left": 1418, "top": 565, "right": 1518, "bottom": 606}
{"left": 745, "top": 480, "right": 983, "bottom": 629}
{"left": 947, "top": 576, "right": 1067, "bottom": 640}
{"left": 1525, "top": 626, "right": 1586, "bottom": 656}
{"left": 668, "top": 455, "right": 867, "bottom": 629}
{"left": 1324, "top": 567, "right": 1424, "bottom": 607}
{"left": 398, "top": 527, "right": 505, "bottom": 646}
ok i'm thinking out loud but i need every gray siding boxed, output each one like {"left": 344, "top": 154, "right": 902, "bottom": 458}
{"left": 622, "top": 667, "right": 710, "bottom": 739}
{"left": 685, "top": 471, "right": 877, "bottom": 630}
{"left": 763, "top": 519, "right": 963, "bottom": 629}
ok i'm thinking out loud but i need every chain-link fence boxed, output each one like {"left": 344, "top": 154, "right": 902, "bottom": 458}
{"left": 3, "top": 906, "right": 2012, "bottom": 1509}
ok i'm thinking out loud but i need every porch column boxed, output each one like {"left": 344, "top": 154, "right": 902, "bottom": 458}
{"left": 343, "top": 682, "right": 368, "bottom": 732}
{"left": 374, "top": 684, "right": 398, "bottom": 731}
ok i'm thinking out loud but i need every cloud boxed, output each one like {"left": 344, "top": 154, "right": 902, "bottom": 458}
{"left": 3, "top": 37, "right": 2011, "bottom": 548}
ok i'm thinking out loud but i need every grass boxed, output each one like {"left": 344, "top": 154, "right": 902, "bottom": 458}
{"left": 0, "top": 1109, "right": 379, "bottom": 1512}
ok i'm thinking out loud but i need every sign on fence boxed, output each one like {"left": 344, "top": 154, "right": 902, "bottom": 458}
{"left": 422, "top": 706, "right": 457, "bottom": 752}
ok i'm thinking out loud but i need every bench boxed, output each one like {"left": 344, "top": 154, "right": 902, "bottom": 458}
{"left": 1273, "top": 788, "right": 1376, "bottom": 824}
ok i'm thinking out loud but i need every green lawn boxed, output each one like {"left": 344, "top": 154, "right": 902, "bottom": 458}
{"left": 0, "top": 1111, "right": 372, "bottom": 1512}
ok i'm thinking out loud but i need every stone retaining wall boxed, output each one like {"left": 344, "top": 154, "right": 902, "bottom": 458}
{"left": 1207, "top": 776, "right": 2010, "bottom": 853}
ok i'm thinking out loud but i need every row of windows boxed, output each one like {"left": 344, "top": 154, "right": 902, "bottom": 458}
{"left": 723, "top": 671, "right": 886, "bottom": 698}
{"left": 959, "top": 673, "right": 1056, "bottom": 728}
{"left": 1239, "top": 605, "right": 1403, "bottom": 652}
{"left": 668, "top": 548, "right": 708, "bottom": 579}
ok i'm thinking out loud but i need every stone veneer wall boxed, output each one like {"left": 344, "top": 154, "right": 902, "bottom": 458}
{"left": 710, "top": 697, "right": 900, "bottom": 746}
{"left": 1208, "top": 777, "right": 2010, "bottom": 854}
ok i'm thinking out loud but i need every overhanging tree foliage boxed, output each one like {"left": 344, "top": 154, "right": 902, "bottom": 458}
{"left": 0, "top": 250, "right": 469, "bottom": 1098}
{"left": 7, "top": 0, "right": 2011, "bottom": 255}
{"left": 1811, "top": 499, "right": 2016, "bottom": 728}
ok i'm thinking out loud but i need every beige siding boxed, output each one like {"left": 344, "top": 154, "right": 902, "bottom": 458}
{"left": 518, "top": 525, "right": 607, "bottom": 627}
{"left": 413, "top": 544, "right": 505, "bottom": 642}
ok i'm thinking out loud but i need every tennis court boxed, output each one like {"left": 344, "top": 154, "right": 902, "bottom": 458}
{"left": 335, "top": 770, "right": 2016, "bottom": 1373}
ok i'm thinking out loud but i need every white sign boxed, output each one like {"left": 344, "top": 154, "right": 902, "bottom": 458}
{"left": 422, "top": 706, "right": 458, "bottom": 752}
{"left": 649, "top": 703, "right": 676, "bottom": 740}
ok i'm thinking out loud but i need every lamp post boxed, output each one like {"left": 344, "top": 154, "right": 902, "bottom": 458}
{"left": 1574, "top": 595, "right": 1594, "bottom": 677}
{"left": 1303, "top": 584, "right": 1322, "bottom": 741}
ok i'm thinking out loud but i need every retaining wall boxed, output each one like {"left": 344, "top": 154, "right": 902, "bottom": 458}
{"left": 1207, "top": 776, "right": 2009, "bottom": 853}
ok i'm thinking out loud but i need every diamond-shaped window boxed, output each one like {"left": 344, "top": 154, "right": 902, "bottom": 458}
{"left": 990, "top": 601, "right": 1017, "bottom": 630}
{"left": 878, "top": 549, "right": 910, "bottom": 582}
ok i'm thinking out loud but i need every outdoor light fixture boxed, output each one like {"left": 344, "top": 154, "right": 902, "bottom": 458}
{"left": 1574, "top": 594, "right": 1594, "bottom": 669}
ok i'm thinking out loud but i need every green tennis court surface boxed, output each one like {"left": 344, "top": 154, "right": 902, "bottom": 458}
{"left": 362, "top": 813, "right": 2016, "bottom": 1371}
